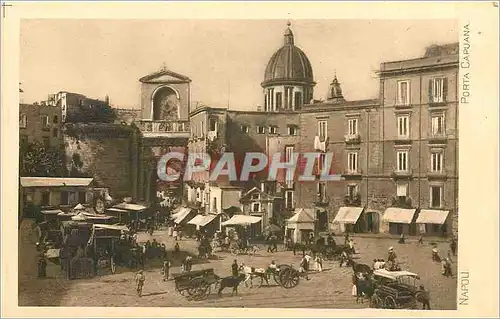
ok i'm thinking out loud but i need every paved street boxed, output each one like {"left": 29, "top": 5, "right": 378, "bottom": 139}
{"left": 19, "top": 226, "right": 457, "bottom": 309}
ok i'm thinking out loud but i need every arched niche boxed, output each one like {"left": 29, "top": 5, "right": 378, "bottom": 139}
{"left": 150, "top": 85, "right": 181, "bottom": 121}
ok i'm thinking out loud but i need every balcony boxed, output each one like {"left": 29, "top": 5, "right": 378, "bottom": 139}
{"left": 394, "top": 103, "right": 412, "bottom": 110}
{"left": 344, "top": 134, "right": 361, "bottom": 145}
{"left": 344, "top": 194, "right": 361, "bottom": 207}
{"left": 314, "top": 196, "right": 329, "bottom": 207}
{"left": 429, "top": 97, "right": 447, "bottom": 107}
{"left": 394, "top": 136, "right": 412, "bottom": 145}
{"left": 136, "top": 120, "right": 190, "bottom": 138}
{"left": 342, "top": 168, "right": 362, "bottom": 179}
{"left": 391, "top": 196, "right": 413, "bottom": 209}
{"left": 428, "top": 133, "right": 448, "bottom": 144}
{"left": 427, "top": 170, "right": 448, "bottom": 180}
{"left": 391, "top": 169, "right": 413, "bottom": 180}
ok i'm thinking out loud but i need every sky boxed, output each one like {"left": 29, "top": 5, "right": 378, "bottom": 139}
{"left": 20, "top": 19, "right": 458, "bottom": 110}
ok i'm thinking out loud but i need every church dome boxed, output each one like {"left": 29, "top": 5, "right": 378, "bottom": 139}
{"left": 262, "top": 23, "right": 315, "bottom": 87}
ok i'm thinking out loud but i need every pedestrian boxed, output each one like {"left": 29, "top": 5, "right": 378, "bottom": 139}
{"left": 387, "top": 247, "right": 397, "bottom": 262}
{"left": 231, "top": 259, "right": 239, "bottom": 277}
{"left": 348, "top": 239, "right": 356, "bottom": 254}
{"left": 185, "top": 256, "right": 193, "bottom": 272}
{"left": 135, "top": 269, "right": 146, "bottom": 297}
{"left": 450, "top": 238, "right": 457, "bottom": 256}
{"left": 315, "top": 254, "right": 323, "bottom": 272}
{"left": 162, "top": 258, "right": 171, "bottom": 281}
{"left": 37, "top": 252, "right": 47, "bottom": 278}
{"left": 299, "top": 255, "right": 310, "bottom": 280}
{"left": 417, "top": 285, "right": 431, "bottom": 309}
{"left": 398, "top": 233, "right": 405, "bottom": 244}
{"left": 142, "top": 243, "right": 147, "bottom": 265}
{"left": 178, "top": 230, "right": 183, "bottom": 240}
{"left": 266, "top": 234, "right": 273, "bottom": 253}
{"left": 344, "top": 229, "right": 349, "bottom": 246}
{"left": 174, "top": 242, "right": 180, "bottom": 255}
{"left": 339, "top": 250, "right": 349, "bottom": 267}
{"left": 418, "top": 234, "right": 424, "bottom": 244}
{"left": 271, "top": 234, "right": 278, "bottom": 252}
{"left": 351, "top": 273, "right": 358, "bottom": 301}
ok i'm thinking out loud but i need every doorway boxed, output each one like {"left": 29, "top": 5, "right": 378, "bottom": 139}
{"left": 366, "top": 212, "right": 380, "bottom": 233}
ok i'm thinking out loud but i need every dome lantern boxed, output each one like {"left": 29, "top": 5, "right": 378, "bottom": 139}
{"left": 327, "top": 72, "right": 345, "bottom": 103}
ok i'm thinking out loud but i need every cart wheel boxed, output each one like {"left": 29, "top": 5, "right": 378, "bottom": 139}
{"left": 371, "top": 294, "right": 382, "bottom": 308}
{"left": 273, "top": 272, "right": 281, "bottom": 286}
{"left": 193, "top": 282, "right": 210, "bottom": 301}
{"left": 384, "top": 296, "right": 396, "bottom": 309}
{"left": 280, "top": 268, "right": 300, "bottom": 289}
{"left": 111, "top": 256, "right": 116, "bottom": 274}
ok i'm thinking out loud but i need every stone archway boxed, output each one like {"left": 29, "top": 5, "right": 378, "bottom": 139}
{"left": 151, "top": 86, "right": 180, "bottom": 121}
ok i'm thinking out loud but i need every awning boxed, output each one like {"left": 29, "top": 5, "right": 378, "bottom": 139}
{"left": 416, "top": 210, "right": 450, "bottom": 225}
{"left": 174, "top": 208, "right": 193, "bottom": 224}
{"left": 287, "top": 208, "right": 315, "bottom": 223}
{"left": 93, "top": 224, "right": 129, "bottom": 232}
{"left": 333, "top": 207, "right": 364, "bottom": 224}
{"left": 188, "top": 214, "right": 218, "bottom": 227}
{"left": 113, "top": 202, "right": 148, "bottom": 212}
{"left": 71, "top": 213, "right": 88, "bottom": 221}
{"left": 383, "top": 207, "right": 417, "bottom": 224}
{"left": 221, "top": 215, "right": 262, "bottom": 226}
{"left": 41, "top": 209, "right": 64, "bottom": 215}
{"left": 74, "top": 203, "right": 85, "bottom": 210}
{"left": 106, "top": 208, "right": 130, "bottom": 214}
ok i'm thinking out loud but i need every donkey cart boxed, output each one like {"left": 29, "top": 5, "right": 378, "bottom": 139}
{"left": 172, "top": 268, "right": 219, "bottom": 301}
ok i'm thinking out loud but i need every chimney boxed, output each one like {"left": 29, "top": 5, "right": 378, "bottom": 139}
{"left": 105, "top": 95, "right": 110, "bottom": 105}
{"left": 260, "top": 181, "right": 266, "bottom": 193}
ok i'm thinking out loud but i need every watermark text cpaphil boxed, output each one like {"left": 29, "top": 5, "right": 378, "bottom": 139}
{"left": 461, "top": 23, "right": 471, "bottom": 104}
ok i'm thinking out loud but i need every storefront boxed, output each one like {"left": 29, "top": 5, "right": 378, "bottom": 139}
{"left": 285, "top": 208, "right": 315, "bottom": 244}
{"left": 415, "top": 209, "right": 450, "bottom": 237}
{"left": 331, "top": 206, "right": 365, "bottom": 233}
{"left": 187, "top": 214, "right": 220, "bottom": 237}
{"left": 381, "top": 207, "right": 417, "bottom": 235}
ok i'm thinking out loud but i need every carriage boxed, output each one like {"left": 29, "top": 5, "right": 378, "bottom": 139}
{"left": 371, "top": 269, "right": 421, "bottom": 309}
{"left": 265, "top": 264, "right": 302, "bottom": 289}
{"left": 172, "top": 268, "right": 220, "bottom": 301}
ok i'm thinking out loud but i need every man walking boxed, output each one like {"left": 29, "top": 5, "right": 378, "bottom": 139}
{"left": 417, "top": 285, "right": 431, "bottom": 309}
{"left": 135, "top": 270, "right": 146, "bottom": 297}
{"left": 231, "top": 259, "right": 239, "bottom": 277}
{"left": 162, "top": 258, "right": 171, "bottom": 281}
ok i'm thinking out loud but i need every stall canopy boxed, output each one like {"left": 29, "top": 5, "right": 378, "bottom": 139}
{"left": 416, "top": 210, "right": 449, "bottom": 225}
{"left": 333, "top": 207, "right": 364, "bottom": 224}
{"left": 286, "top": 208, "right": 315, "bottom": 230}
{"left": 74, "top": 203, "right": 85, "bottom": 210}
{"left": 173, "top": 207, "right": 193, "bottom": 224}
{"left": 383, "top": 208, "right": 417, "bottom": 224}
{"left": 188, "top": 214, "right": 218, "bottom": 227}
{"left": 41, "top": 209, "right": 64, "bottom": 215}
{"left": 93, "top": 224, "right": 129, "bottom": 232}
{"left": 113, "top": 202, "right": 148, "bottom": 212}
{"left": 71, "top": 213, "right": 88, "bottom": 221}
{"left": 106, "top": 208, "right": 130, "bottom": 214}
{"left": 221, "top": 215, "right": 262, "bottom": 226}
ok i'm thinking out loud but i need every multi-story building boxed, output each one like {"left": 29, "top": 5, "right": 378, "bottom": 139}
{"left": 19, "top": 102, "right": 63, "bottom": 148}
{"left": 47, "top": 91, "right": 113, "bottom": 123}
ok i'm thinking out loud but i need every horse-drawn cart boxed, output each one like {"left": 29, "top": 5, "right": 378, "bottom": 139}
{"left": 173, "top": 268, "right": 219, "bottom": 301}
{"left": 371, "top": 269, "right": 421, "bottom": 309}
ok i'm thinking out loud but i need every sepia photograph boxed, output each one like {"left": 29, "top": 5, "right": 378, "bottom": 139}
{"left": 2, "top": 2, "right": 499, "bottom": 318}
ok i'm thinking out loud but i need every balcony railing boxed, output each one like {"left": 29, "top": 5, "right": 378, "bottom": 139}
{"left": 342, "top": 168, "right": 363, "bottom": 178}
{"left": 344, "top": 134, "right": 361, "bottom": 144}
{"left": 344, "top": 194, "right": 361, "bottom": 206}
{"left": 391, "top": 169, "right": 413, "bottom": 179}
{"left": 314, "top": 196, "right": 329, "bottom": 207}
{"left": 428, "top": 133, "right": 447, "bottom": 144}
{"left": 136, "top": 120, "right": 190, "bottom": 134}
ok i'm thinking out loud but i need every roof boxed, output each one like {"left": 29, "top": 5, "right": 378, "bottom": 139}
{"left": 373, "top": 269, "right": 420, "bottom": 280}
{"left": 113, "top": 202, "right": 149, "bottom": 212}
{"left": 173, "top": 207, "right": 193, "bottom": 224}
{"left": 20, "top": 177, "right": 94, "bottom": 188}
{"left": 93, "top": 224, "right": 129, "bottom": 232}
{"left": 416, "top": 209, "right": 450, "bottom": 225}
{"left": 41, "top": 209, "right": 64, "bottom": 215}
{"left": 262, "top": 26, "right": 314, "bottom": 87}
{"left": 287, "top": 208, "right": 315, "bottom": 223}
{"left": 239, "top": 187, "right": 280, "bottom": 201}
{"left": 139, "top": 68, "right": 191, "bottom": 83}
{"left": 188, "top": 214, "right": 218, "bottom": 227}
{"left": 383, "top": 207, "right": 417, "bottom": 224}
{"left": 221, "top": 214, "right": 262, "bottom": 226}
{"left": 332, "top": 207, "right": 364, "bottom": 224}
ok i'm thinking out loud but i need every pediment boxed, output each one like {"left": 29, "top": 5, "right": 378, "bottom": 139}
{"left": 139, "top": 69, "right": 191, "bottom": 84}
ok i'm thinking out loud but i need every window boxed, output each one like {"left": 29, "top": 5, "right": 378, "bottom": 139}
{"left": 269, "top": 126, "right": 278, "bottom": 134}
{"left": 62, "top": 114, "right": 66, "bottom": 122}
{"left": 41, "top": 115, "right": 50, "bottom": 128}
{"left": 276, "top": 92, "right": 282, "bottom": 109}
{"left": 318, "top": 182, "right": 327, "bottom": 200}
{"left": 294, "top": 92, "right": 302, "bottom": 109}
{"left": 53, "top": 116, "right": 58, "bottom": 124}
{"left": 396, "top": 183, "right": 408, "bottom": 197}
{"left": 209, "top": 118, "right": 217, "bottom": 132}
{"left": 430, "top": 185, "right": 443, "bottom": 208}
{"left": 430, "top": 77, "right": 446, "bottom": 103}
{"left": 252, "top": 202, "right": 261, "bottom": 212}
{"left": 78, "top": 191, "right": 86, "bottom": 204}
{"left": 431, "top": 114, "right": 445, "bottom": 136}
{"left": 19, "top": 114, "right": 27, "bottom": 128}
{"left": 61, "top": 191, "right": 69, "bottom": 205}
{"left": 213, "top": 197, "right": 217, "bottom": 211}
{"left": 347, "top": 152, "right": 358, "bottom": 173}
{"left": 42, "top": 136, "right": 50, "bottom": 148}
{"left": 251, "top": 193, "right": 260, "bottom": 200}
{"left": 52, "top": 128, "right": 59, "bottom": 138}
{"left": 397, "top": 151, "right": 409, "bottom": 172}
{"left": 241, "top": 125, "right": 249, "bottom": 133}
{"left": 348, "top": 118, "right": 358, "bottom": 136}
{"left": 318, "top": 120, "right": 327, "bottom": 140}
{"left": 347, "top": 185, "right": 357, "bottom": 199}
{"left": 285, "top": 190, "right": 294, "bottom": 209}
{"left": 431, "top": 152, "right": 443, "bottom": 173}
{"left": 257, "top": 126, "right": 265, "bottom": 134}
{"left": 287, "top": 125, "right": 298, "bottom": 136}
{"left": 397, "top": 80, "right": 410, "bottom": 105}
{"left": 397, "top": 115, "right": 409, "bottom": 138}
{"left": 317, "top": 153, "right": 326, "bottom": 174}
{"left": 199, "top": 121, "right": 204, "bottom": 137}
{"left": 41, "top": 191, "right": 50, "bottom": 206}
{"left": 285, "top": 146, "right": 294, "bottom": 187}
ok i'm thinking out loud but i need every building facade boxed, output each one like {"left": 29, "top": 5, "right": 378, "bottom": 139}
{"left": 19, "top": 103, "right": 63, "bottom": 148}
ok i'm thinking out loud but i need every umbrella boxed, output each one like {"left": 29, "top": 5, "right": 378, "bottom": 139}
{"left": 265, "top": 224, "right": 282, "bottom": 233}
{"left": 74, "top": 203, "right": 85, "bottom": 210}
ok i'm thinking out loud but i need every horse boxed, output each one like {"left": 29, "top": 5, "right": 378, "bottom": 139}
{"left": 217, "top": 274, "right": 246, "bottom": 296}
{"left": 351, "top": 260, "right": 373, "bottom": 277}
{"left": 356, "top": 278, "right": 377, "bottom": 305}
{"left": 239, "top": 264, "right": 269, "bottom": 287}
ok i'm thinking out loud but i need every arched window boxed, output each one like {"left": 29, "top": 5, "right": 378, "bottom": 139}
{"left": 152, "top": 86, "right": 180, "bottom": 121}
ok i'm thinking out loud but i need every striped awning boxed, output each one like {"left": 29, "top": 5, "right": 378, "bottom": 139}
{"left": 188, "top": 214, "right": 218, "bottom": 227}
{"left": 416, "top": 210, "right": 449, "bottom": 225}
{"left": 383, "top": 208, "right": 417, "bottom": 224}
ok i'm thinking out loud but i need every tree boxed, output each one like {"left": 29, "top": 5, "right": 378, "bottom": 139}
{"left": 19, "top": 140, "right": 66, "bottom": 177}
